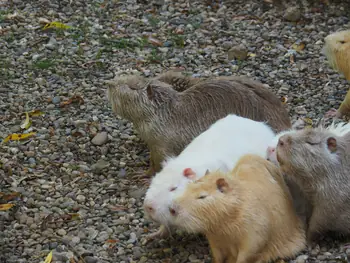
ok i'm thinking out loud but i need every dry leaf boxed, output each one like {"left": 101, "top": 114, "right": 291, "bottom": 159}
{"left": 2, "top": 132, "right": 36, "bottom": 143}
{"left": 60, "top": 95, "right": 84, "bottom": 107}
{"left": 0, "top": 203, "right": 15, "bottom": 211}
{"left": 69, "top": 258, "right": 77, "bottom": 263}
{"left": 44, "top": 250, "right": 53, "bottom": 263}
{"left": 20, "top": 112, "right": 32, "bottom": 130}
{"left": 105, "top": 239, "right": 119, "bottom": 244}
{"left": 29, "top": 110, "right": 45, "bottom": 117}
{"left": 43, "top": 21, "right": 72, "bottom": 30}
{"left": 248, "top": 53, "right": 256, "bottom": 57}
{"left": 281, "top": 96, "right": 288, "bottom": 104}
{"left": 109, "top": 205, "right": 127, "bottom": 211}
{"left": 0, "top": 192, "right": 21, "bottom": 201}
{"left": 148, "top": 37, "right": 163, "bottom": 47}
{"left": 291, "top": 42, "right": 305, "bottom": 52}
{"left": 303, "top": 118, "right": 313, "bottom": 125}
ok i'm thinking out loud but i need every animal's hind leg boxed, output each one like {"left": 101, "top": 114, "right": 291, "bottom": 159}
{"left": 325, "top": 89, "right": 350, "bottom": 119}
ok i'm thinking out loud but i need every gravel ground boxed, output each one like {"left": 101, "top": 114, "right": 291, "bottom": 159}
{"left": 1, "top": 0, "right": 350, "bottom": 262}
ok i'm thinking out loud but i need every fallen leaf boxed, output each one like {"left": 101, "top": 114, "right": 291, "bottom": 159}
{"left": 60, "top": 95, "right": 84, "bottom": 107}
{"left": 72, "top": 131, "right": 84, "bottom": 137}
{"left": 248, "top": 53, "right": 256, "bottom": 57}
{"left": 2, "top": 132, "right": 36, "bottom": 143}
{"left": 281, "top": 96, "right": 288, "bottom": 104}
{"left": 105, "top": 239, "right": 119, "bottom": 244}
{"left": 43, "top": 21, "right": 72, "bottom": 30}
{"left": 291, "top": 42, "right": 305, "bottom": 52}
{"left": 109, "top": 205, "right": 127, "bottom": 211}
{"left": 29, "top": 110, "right": 45, "bottom": 117}
{"left": 0, "top": 203, "right": 15, "bottom": 211}
{"left": 148, "top": 37, "right": 163, "bottom": 47}
{"left": 20, "top": 112, "right": 32, "bottom": 130}
{"left": 0, "top": 192, "right": 21, "bottom": 201}
{"left": 303, "top": 118, "right": 313, "bottom": 125}
{"left": 69, "top": 258, "right": 77, "bottom": 263}
{"left": 44, "top": 250, "right": 53, "bottom": 263}
{"left": 289, "top": 54, "right": 295, "bottom": 64}
{"left": 68, "top": 213, "right": 81, "bottom": 221}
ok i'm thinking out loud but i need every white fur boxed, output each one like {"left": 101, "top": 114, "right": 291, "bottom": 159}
{"left": 325, "top": 121, "right": 350, "bottom": 137}
{"left": 143, "top": 114, "right": 276, "bottom": 228}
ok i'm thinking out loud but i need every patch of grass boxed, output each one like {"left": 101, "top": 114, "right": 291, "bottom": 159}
{"left": 4, "top": 32, "right": 15, "bottom": 43}
{"left": 147, "top": 15, "right": 160, "bottom": 27}
{"left": 33, "top": 59, "right": 55, "bottom": 69}
{"left": 170, "top": 34, "right": 185, "bottom": 48}
{"left": 147, "top": 48, "right": 163, "bottom": 64}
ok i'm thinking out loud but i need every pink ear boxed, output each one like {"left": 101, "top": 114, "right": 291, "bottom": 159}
{"left": 183, "top": 168, "right": 196, "bottom": 179}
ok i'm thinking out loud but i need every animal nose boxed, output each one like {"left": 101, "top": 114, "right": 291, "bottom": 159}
{"left": 267, "top": 146, "right": 275, "bottom": 154}
{"left": 169, "top": 207, "right": 177, "bottom": 216}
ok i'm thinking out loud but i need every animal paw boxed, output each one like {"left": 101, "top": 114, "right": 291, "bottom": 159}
{"left": 325, "top": 108, "right": 341, "bottom": 119}
{"left": 146, "top": 225, "right": 170, "bottom": 241}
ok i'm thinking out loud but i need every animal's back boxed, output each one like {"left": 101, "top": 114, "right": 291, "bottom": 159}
{"left": 175, "top": 77, "right": 291, "bottom": 133}
{"left": 167, "top": 115, "right": 275, "bottom": 174}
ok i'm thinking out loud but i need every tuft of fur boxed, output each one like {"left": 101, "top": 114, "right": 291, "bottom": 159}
{"left": 106, "top": 71, "right": 291, "bottom": 174}
{"left": 172, "top": 154, "right": 306, "bottom": 263}
{"left": 276, "top": 126, "right": 350, "bottom": 243}
{"left": 323, "top": 30, "right": 350, "bottom": 117}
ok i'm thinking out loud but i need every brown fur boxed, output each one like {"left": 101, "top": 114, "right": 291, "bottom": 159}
{"left": 276, "top": 127, "right": 350, "bottom": 243}
{"left": 172, "top": 154, "right": 306, "bottom": 263}
{"left": 106, "top": 71, "right": 291, "bottom": 175}
{"left": 323, "top": 30, "right": 350, "bottom": 117}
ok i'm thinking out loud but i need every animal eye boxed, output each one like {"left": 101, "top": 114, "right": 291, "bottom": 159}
{"left": 169, "top": 186, "right": 177, "bottom": 192}
{"left": 197, "top": 195, "right": 207, "bottom": 199}
{"left": 306, "top": 141, "right": 318, "bottom": 145}
{"left": 339, "top": 41, "right": 346, "bottom": 44}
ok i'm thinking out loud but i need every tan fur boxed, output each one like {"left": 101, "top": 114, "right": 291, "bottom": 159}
{"left": 324, "top": 30, "right": 350, "bottom": 117}
{"left": 106, "top": 71, "right": 292, "bottom": 175}
{"left": 173, "top": 154, "right": 306, "bottom": 263}
{"left": 276, "top": 127, "right": 350, "bottom": 243}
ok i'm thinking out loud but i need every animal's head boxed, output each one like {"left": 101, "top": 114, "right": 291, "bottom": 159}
{"left": 106, "top": 75, "right": 178, "bottom": 122}
{"left": 170, "top": 170, "right": 241, "bottom": 234}
{"left": 323, "top": 30, "right": 350, "bottom": 80}
{"left": 143, "top": 162, "right": 202, "bottom": 227}
{"left": 276, "top": 127, "right": 345, "bottom": 179}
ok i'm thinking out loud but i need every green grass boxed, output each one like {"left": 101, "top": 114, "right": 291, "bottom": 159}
{"left": 33, "top": 59, "right": 55, "bottom": 69}
{"left": 147, "top": 48, "right": 163, "bottom": 64}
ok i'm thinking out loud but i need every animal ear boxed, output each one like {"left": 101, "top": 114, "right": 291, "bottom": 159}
{"left": 183, "top": 168, "right": 196, "bottom": 180}
{"left": 327, "top": 137, "right": 337, "bottom": 153}
{"left": 146, "top": 83, "right": 154, "bottom": 100}
{"left": 216, "top": 178, "right": 230, "bottom": 193}
{"left": 204, "top": 169, "right": 210, "bottom": 176}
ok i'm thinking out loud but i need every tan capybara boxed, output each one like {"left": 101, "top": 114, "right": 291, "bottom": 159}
{"left": 323, "top": 30, "right": 350, "bottom": 118}
{"left": 170, "top": 154, "right": 306, "bottom": 263}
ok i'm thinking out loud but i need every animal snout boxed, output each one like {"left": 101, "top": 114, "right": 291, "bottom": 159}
{"left": 267, "top": 146, "right": 275, "bottom": 154}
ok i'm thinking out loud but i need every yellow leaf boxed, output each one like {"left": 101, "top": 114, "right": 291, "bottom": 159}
{"left": 291, "top": 42, "right": 305, "bottom": 52}
{"left": 68, "top": 213, "right": 81, "bottom": 220}
{"left": 29, "top": 110, "right": 45, "bottom": 117}
{"left": 303, "top": 118, "right": 313, "bottom": 125}
{"left": 0, "top": 203, "right": 15, "bottom": 211}
{"left": 20, "top": 112, "right": 32, "bottom": 130}
{"left": 2, "top": 132, "right": 36, "bottom": 143}
{"left": 43, "top": 21, "right": 72, "bottom": 30}
{"left": 248, "top": 53, "right": 256, "bottom": 57}
{"left": 281, "top": 96, "right": 288, "bottom": 104}
{"left": 44, "top": 250, "right": 53, "bottom": 263}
